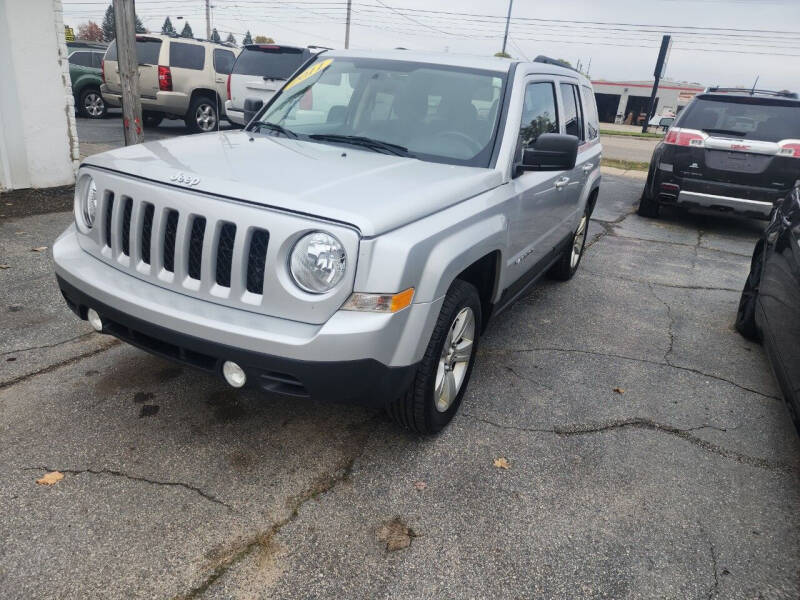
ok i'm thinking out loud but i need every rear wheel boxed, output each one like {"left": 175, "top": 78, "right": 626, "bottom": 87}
{"left": 79, "top": 87, "right": 106, "bottom": 119}
{"left": 548, "top": 208, "right": 589, "bottom": 281}
{"left": 143, "top": 112, "right": 164, "bottom": 128}
{"left": 637, "top": 189, "right": 661, "bottom": 217}
{"left": 387, "top": 279, "right": 481, "bottom": 434}
{"left": 735, "top": 241, "right": 764, "bottom": 341}
{"left": 185, "top": 96, "right": 219, "bottom": 133}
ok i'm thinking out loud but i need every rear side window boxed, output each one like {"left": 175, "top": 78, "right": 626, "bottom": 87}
{"left": 677, "top": 95, "right": 800, "bottom": 142}
{"left": 69, "top": 52, "right": 92, "bottom": 67}
{"left": 170, "top": 42, "right": 205, "bottom": 70}
{"left": 560, "top": 83, "right": 584, "bottom": 141}
{"left": 105, "top": 38, "right": 162, "bottom": 65}
{"left": 519, "top": 82, "right": 559, "bottom": 146}
{"left": 92, "top": 52, "right": 103, "bottom": 68}
{"left": 580, "top": 86, "right": 599, "bottom": 140}
{"left": 232, "top": 46, "right": 308, "bottom": 79}
{"left": 213, "top": 49, "right": 235, "bottom": 74}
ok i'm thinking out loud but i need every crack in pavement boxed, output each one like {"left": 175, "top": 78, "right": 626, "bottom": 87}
{"left": 0, "top": 332, "right": 96, "bottom": 357}
{"left": 172, "top": 416, "right": 377, "bottom": 599}
{"left": 25, "top": 466, "right": 232, "bottom": 509}
{"left": 460, "top": 414, "right": 795, "bottom": 475}
{"left": 649, "top": 283, "right": 676, "bottom": 366}
{"left": 481, "top": 346, "right": 781, "bottom": 402}
{"left": 699, "top": 524, "right": 720, "bottom": 600}
{"left": 0, "top": 339, "right": 119, "bottom": 391}
{"left": 602, "top": 229, "right": 751, "bottom": 258}
{"left": 582, "top": 269, "right": 740, "bottom": 293}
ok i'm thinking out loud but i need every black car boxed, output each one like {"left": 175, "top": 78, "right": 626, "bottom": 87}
{"left": 638, "top": 88, "right": 800, "bottom": 220}
{"left": 736, "top": 185, "right": 800, "bottom": 429}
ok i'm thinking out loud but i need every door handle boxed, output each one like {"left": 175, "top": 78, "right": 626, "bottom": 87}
{"left": 216, "top": 78, "right": 226, "bottom": 83}
{"left": 554, "top": 177, "right": 570, "bottom": 190}
{"left": 582, "top": 163, "right": 594, "bottom": 173}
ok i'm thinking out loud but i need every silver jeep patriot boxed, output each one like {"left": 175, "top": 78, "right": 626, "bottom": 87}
{"left": 54, "top": 50, "right": 602, "bottom": 433}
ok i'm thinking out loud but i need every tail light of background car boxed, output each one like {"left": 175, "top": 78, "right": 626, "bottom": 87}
{"left": 778, "top": 140, "right": 800, "bottom": 158}
{"left": 158, "top": 65, "right": 172, "bottom": 92}
{"left": 226, "top": 74, "right": 231, "bottom": 101}
{"left": 664, "top": 128, "right": 708, "bottom": 148}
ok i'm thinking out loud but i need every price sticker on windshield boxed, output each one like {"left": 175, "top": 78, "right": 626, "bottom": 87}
{"left": 285, "top": 58, "right": 334, "bottom": 91}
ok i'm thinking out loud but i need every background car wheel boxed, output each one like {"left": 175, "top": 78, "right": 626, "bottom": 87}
{"left": 735, "top": 240, "right": 764, "bottom": 341}
{"left": 548, "top": 207, "right": 590, "bottom": 281}
{"left": 185, "top": 96, "right": 218, "bottom": 133}
{"left": 79, "top": 88, "right": 106, "bottom": 119}
{"left": 387, "top": 279, "right": 481, "bottom": 434}
{"left": 143, "top": 112, "right": 164, "bottom": 128}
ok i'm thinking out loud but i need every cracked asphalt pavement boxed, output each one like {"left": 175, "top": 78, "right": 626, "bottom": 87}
{"left": 1, "top": 174, "right": 798, "bottom": 599}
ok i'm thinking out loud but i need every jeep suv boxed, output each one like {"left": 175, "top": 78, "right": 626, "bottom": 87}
{"left": 639, "top": 88, "right": 800, "bottom": 219}
{"left": 101, "top": 34, "right": 239, "bottom": 132}
{"left": 54, "top": 51, "right": 602, "bottom": 433}
{"left": 68, "top": 41, "right": 107, "bottom": 119}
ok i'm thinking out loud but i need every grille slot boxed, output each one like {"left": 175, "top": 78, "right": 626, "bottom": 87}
{"left": 163, "top": 209, "right": 179, "bottom": 273}
{"left": 141, "top": 203, "right": 154, "bottom": 265}
{"left": 246, "top": 229, "right": 269, "bottom": 294}
{"left": 215, "top": 223, "right": 237, "bottom": 287}
{"left": 188, "top": 216, "right": 206, "bottom": 280}
{"left": 104, "top": 193, "right": 114, "bottom": 248}
{"left": 121, "top": 197, "right": 133, "bottom": 256}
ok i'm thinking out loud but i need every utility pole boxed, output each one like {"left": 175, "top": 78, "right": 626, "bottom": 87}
{"left": 205, "top": 0, "right": 211, "bottom": 40}
{"left": 344, "top": 0, "right": 352, "bottom": 49}
{"left": 113, "top": 0, "right": 143, "bottom": 145}
{"left": 642, "top": 35, "right": 672, "bottom": 134}
{"left": 501, "top": 0, "right": 513, "bottom": 55}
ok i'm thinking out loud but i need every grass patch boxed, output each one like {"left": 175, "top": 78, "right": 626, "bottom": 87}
{"left": 602, "top": 158, "right": 650, "bottom": 172}
{"left": 600, "top": 129, "right": 664, "bottom": 139}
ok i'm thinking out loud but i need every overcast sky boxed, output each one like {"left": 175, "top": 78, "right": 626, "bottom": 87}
{"left": 62, "top": 0, "right": 800, "bottom": 90}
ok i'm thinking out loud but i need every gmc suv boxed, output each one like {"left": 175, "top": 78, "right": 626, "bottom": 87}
{"left": 54, "top": 51, "right": 602, "bottom": 433}
{"left": 639, "top": 88, "right": 800, "bottom": 219}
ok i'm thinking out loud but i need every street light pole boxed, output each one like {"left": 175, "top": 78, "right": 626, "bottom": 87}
{"left": 344, "top": 0, "right": 352, "bottom": 49}
{"left": 113, "top": 0, "right": 143, "bottom": 145}
{"left": 501, "top": 0, "right": 514, "bottom": 55}
{"left": 205, "top": 0, "right": 211, "bottom": 40}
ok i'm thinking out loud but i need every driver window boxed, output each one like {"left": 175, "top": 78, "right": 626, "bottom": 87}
{"left": 520, "top": 82, "right": 559, "bottom": 147}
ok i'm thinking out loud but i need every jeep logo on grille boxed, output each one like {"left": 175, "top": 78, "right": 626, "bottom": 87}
{"left": 170, "top": 173, "right": 200, "bottom": 187}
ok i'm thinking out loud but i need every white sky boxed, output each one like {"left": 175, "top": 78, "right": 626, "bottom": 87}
{"left": 62, "top": 0, "right": 800, "bottom": 90}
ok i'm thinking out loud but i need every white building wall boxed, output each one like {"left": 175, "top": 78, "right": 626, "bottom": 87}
{"left": 0, "top": 0, "right": 78, "bottom": 191}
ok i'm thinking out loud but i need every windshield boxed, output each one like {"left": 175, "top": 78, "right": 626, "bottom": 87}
{"left": 677, "top": 95, "right": 800, "bottom": 142}
{"left": 254, "top": 56, "right": 507, "bottom": 167}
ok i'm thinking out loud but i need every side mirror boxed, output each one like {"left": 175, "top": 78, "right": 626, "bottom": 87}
{"left": 521, "top": 133, "right": 579, "bottom": 172}
{"left": 243, "top": 97, "right": 264, "bottom": 125}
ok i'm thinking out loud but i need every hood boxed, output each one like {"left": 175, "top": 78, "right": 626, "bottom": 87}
{"left": 84, "top": 131, "right": 504, "bottom": 237}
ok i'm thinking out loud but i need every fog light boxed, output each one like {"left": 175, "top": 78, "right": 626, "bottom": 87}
{"left": 222, "top": 361, "right": 246, "bottom": 388}
{"left": 87, "top": 308, "right": 103, "bottom": 332}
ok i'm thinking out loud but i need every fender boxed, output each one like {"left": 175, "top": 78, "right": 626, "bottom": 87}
{"left": 72, "top": 72, "right": 103, "bottom": 97}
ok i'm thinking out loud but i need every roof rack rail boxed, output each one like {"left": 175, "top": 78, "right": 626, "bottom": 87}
{"left": 704, "top": 86, "right": 798, "bottom": 99}
{"left": 533, "top": 55, "right": 577, "bottom": 72}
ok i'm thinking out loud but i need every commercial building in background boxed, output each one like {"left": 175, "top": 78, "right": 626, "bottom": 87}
{"left": 0, "top": 0, "right": 78, "bottom": 190}
{"left": 591, "top": 78, "right": 705, "bottom": 125}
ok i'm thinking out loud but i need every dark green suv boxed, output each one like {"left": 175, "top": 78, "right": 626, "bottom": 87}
{"left": 68, "top": 42, "right": 108, "bottom": 119}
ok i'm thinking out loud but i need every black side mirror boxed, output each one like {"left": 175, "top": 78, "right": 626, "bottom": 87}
{"left": 243, "top": 98, "right": 264, "bottom": 125}
{"left": 520, "top": 133, "right": 579, "bottom": 172}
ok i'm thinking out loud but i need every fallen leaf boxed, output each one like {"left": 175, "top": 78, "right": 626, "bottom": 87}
{"left": 0, "top": 264, "right": 9, "bottom": 269}
{"left": 413, "top": 480, "right": 427, "bottom": 491}
{"left": 613, "top": 387, "right": 625, "bottom": 394}
{"left": 31, "top": 246, "right": 48, "bottom": 253}
{"left": 493, "top": 457, "right": 510, "bottom": 470}
{"left": 377, "top": 517, "right": 415, "bottom": 552}
{"left": 36, "top": 471, "right": 64, "bottom": 486}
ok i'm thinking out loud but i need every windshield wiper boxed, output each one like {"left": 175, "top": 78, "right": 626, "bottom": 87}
{"left": 252, "top": 121, "right": 298, "bottom": 138}
{"left": 308, "top": 134, "right": 413, "bottom": 157}
{"left": 702, "top": 128, "right": 748, "bottom": 137}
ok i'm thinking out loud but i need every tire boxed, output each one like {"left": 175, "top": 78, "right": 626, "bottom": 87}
{"left": 548, "top": 207, "right": 590, "bottom": 281}
{"left": 637, "top": 189, "right": 660, "bottom": 217}
{"left": 735, "top": 240, "right": 764, "bottom": 341}
{"left": 143, "top": 112, "right": 164, "bottom": 128}
{"left": 78, "top": 87, "right": 106, "bottom": 119}
{"left": 387, "top": 279, "right": 481, "bottom": 434}
{"left": 185, "top": 95, "right": 219, "bottom": 133}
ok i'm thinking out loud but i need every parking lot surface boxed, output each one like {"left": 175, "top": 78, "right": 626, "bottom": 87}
{"left": 1, "top": 175, "right": 798, "bottom": 599}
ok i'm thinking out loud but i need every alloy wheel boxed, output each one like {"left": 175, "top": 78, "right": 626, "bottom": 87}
{"left": 195, "top": 103, "right": 217, "bottom": 131}
{"left": 84, "top": 92, "right": 104, "bottom": 117}
{"left": 433, "top": 306, "right": 475, "bottom": 412}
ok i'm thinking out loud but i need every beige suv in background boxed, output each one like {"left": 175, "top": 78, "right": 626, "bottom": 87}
{"left": 101, "top": 34, "right": 239, "bottom": 132}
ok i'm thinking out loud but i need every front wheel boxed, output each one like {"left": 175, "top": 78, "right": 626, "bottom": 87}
{"left": 79, "top": 87, "right": 106, "bottom": 119}
{"left": 387, "top": 280, "right": 481, "bottom": 434}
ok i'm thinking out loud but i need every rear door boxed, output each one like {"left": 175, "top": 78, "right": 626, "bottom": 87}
{"left": 229, "top": 46, "right": 308, "bottom": 112}
{"left": 168, "top": 40, "right": 206, "bottom": 99}
{"left": 556, "top": 81, "right": 587, "bottom": 237}
{"left": 103, "top": 37, "right": 161, "bottom": 99}
{"left": 670, "top": 95, "right": 800, "bottom": 200}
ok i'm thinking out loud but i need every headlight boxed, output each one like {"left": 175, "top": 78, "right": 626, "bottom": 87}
{"left": 75, "top": 175, "right": 98, "bottom": 230}
{"left": 289, "top": 231, "right": 346, "bottom": 293}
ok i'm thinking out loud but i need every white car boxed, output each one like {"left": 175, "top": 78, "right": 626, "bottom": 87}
{"left": 224, "top": 45, "right": 314, "bottom": 125}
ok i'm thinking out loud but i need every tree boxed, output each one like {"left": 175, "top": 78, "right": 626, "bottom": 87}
{"left": 211, "top": 28, "right": 221, "bottom": 43}
{"left": 77, "top": 21, "right": 104, "bottom": 42}
{"left": 242, "top": 30, "right": 253, "bottom": 45}
{"left": 102, "top": 4, "right": 146, "bottom": 41}
{"left": 225, "top": 32, "right": 236, "bottom": 45}
{"left": 180, "top": 22, "right": 193, "bottom": 38}
{"left": 161, "top": 16, "right": 176, "bottom": 35}
{"left": 253, "top": 35, "right": 274, "bottom": 44}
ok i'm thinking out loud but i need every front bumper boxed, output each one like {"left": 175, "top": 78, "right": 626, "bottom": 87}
{"left": 54, "top": 226, "right": 440, "bottom": 405}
